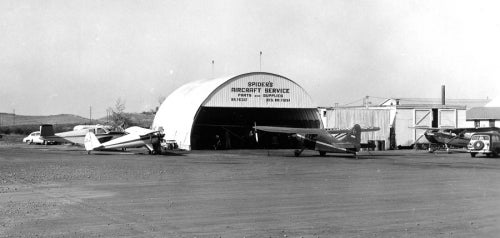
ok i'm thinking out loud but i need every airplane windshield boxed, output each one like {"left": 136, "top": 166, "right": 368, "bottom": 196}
{"left": 96, "top": 128, "right": 107, "bottom": 134}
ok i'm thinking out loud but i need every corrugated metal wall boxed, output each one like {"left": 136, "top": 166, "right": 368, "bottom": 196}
{"left": 323, "top": 108, "right": 391, "bottom": 148}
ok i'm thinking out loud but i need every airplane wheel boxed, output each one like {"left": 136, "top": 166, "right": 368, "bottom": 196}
{"left": 319, "top": 151, "right": 326, "bottom": 156}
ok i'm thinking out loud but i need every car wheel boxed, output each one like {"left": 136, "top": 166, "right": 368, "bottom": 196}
{"left": 470, "top": 153, "right": 476, "bottom": 158}
{"left": 29, "top": 139, "right": 33, "bottom": 145}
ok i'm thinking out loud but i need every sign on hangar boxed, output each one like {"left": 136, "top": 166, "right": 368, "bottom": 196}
{"left": 202, "top": 73, "right": 316, "bottom": 108}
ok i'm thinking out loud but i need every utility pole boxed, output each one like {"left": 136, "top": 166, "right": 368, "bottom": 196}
{"left": 212, "top": 60, "right": 215, "bottom": 78}
{"left": 259, "top": 51, "right": 262, "bottom": 72}
{"left": 89, "top": 106, "right": 92, "bottom": 125}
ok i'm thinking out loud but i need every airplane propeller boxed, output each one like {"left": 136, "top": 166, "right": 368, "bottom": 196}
{"left": 253, "top": 122, "right": 259, "bottom": 143}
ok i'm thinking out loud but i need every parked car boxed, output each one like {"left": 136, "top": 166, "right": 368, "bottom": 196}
{"left": 468, "top": 132, "right": 500, "bottom": 157}
{"left": 23, "top": 131, "right": 45, "bottom": 144}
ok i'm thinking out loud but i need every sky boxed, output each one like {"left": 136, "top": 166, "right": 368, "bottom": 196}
{"left": 1, "top": 0, "right": 500, "bottom": 117}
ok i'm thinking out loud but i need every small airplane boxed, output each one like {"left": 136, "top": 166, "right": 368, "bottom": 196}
{"left": 254, "top": 124, "right": 380, "bottom": 157}
{"left": 417, "top": 127, "right": 500, "bottom": 152}
{"left": 40, "top": 124, "right": 124, "bottom": 145}
{"left": 84, "top": 126, "right": 163, "bottom": 155}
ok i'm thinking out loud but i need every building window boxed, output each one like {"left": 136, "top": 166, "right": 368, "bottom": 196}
{"left": 475, "top": 120, "right": 480, "bottom": 128}
{"left": 490, "top": 120, "right": 495, "bottom": 127}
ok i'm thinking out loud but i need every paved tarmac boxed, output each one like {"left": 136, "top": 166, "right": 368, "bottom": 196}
{"left": 1, "top": 136, "right": 500, "bottom": 237}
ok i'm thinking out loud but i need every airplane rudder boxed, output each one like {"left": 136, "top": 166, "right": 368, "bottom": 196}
{"left": 351, "top": 124, "right": 362, "bottom": 144}
{"left": 40, "top": 124, "right": 55, "bottom": 137}
{"left": 84, "top": 132, "right": 101, "bottom": 151}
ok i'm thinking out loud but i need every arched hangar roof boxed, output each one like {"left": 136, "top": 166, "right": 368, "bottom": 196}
{"left": 152, "top": 72, "right": 318, "bottom": 150}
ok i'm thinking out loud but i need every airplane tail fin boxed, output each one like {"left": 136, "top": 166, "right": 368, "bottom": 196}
{"left": 84, "top": 132, "right": 101, "bottom": 151}
{"left": 343, "top": 124, "right": 362, "bottom": 146}
{"left": 40, "top": 124, "right": 55, "bottom": 137}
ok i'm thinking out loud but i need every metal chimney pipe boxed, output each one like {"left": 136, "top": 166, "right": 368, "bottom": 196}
{"left": 441, "top": 85, "right": 445, "bottom": 105}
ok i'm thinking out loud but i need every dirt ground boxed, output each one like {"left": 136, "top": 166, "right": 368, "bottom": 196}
{"left": 1, "top": 135, "right": 500, "bottom": 237}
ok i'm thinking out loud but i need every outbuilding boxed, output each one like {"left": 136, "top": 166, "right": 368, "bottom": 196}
{"left": 466, "top": 107, "right": 500, "bottom": 127}
{"left": 152, "top": 72, "right": 321, "bottom": 150}
{"left": 320, "top": 98, "right": 474, "bottom": 150}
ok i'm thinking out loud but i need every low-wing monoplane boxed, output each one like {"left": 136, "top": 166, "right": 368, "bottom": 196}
{"left": 40, "top": 124, "right": 124, "bottom": 145}
{"left": 254, "top": 124, "right": 380, "bottom": 157}
{"left": 417, "top": 127, "right": 500, "bottom": 152}
{"left": 84, "top": 126, "right": 163, "bottom": 154}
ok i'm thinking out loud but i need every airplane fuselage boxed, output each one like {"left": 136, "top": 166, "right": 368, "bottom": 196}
{"left": 295, "top": 132, "right": 360, "bottom": 154}
{"left": 42, "top": 130, "right": 118, "bottom": 145}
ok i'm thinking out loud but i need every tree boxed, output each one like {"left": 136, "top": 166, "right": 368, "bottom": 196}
{"left": 156, "top": 95, "right": 166, "bottom": 113}
{"left": 108, "top": 98, "right": 132, "bottom": 130}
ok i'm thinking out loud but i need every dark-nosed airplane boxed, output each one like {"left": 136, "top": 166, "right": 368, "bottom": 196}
{"left": 420, "top": 127, "right": 500, "bottom": 152}
{"left": 254, "top": 124, "right": 380, "bottom": 157}
{"left": 84, "top": 126, "right": 163, "bottom": 155}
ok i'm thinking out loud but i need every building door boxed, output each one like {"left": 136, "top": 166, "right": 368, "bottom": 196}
{"left": 414, "top": 109, "right": 432, "bottom": 144}
{"left": 439, "top": 109, "right": 456, "bottom": 128}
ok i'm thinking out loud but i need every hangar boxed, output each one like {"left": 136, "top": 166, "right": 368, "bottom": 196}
{"left": 152, "top": 72, "right": 321, "bottom": 150}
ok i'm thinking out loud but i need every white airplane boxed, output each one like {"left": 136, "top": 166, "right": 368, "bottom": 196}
{"left": 40, "top": 124, "right": 124, "bottom": 145}
{"left": 84, "top": 126, "right": 163, "bottom": 154}
{"left": 254, "top": 124, "right": 379, "bottom": 157}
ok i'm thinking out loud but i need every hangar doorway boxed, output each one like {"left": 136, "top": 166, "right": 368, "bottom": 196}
{"left": 191, "top": 107, "right": 321, "bottom": 149}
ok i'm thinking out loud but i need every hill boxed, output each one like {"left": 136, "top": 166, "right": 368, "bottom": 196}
{"left": 0, "top": 112, "right": 155, "bottom": 135}
{"left": 0, "top": 113, "right": 92, "bottom": 126}
{"left": 0, "top": 112, "right": 156, "bottom": 127}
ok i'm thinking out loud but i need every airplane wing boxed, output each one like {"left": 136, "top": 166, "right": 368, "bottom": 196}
{"left": 325, "top": 126, "right": 380, "bottom": 134}
{"left": 124, "top": 126, "right": 157, "bottom": 136}
{"left": 254, "top": 126, "right": 328, "bottom": 135}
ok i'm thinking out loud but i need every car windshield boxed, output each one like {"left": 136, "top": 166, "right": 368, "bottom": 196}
{"left": 472, "top": 135, "right": 490, "bottom": 140}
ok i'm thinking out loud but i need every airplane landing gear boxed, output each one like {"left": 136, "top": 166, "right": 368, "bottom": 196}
{"left": 294, "top": 148, "right": 305, "bottom": 157}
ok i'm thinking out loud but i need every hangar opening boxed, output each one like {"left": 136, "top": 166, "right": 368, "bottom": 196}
{"left": 152, "top": 72, "right": 321, "bottom": 150}
{"left": 191, "top": 107, "right": 320, "bottom": 149}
